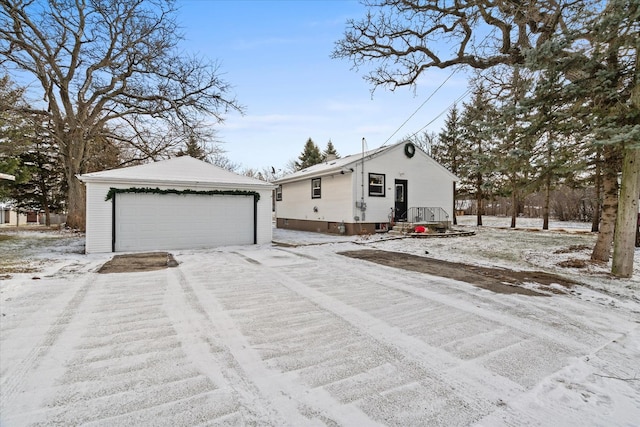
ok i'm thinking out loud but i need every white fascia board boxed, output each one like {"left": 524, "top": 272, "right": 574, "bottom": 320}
{"left": 274, "top": 165, "right": 357, "bottom": 185}
{"left": 76, "top": 175, "right": 276, "bottom": 190}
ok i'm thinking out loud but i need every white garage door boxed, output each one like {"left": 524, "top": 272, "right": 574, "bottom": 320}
{"left": 114, "top": 193, "right": 254, "bottom": 252}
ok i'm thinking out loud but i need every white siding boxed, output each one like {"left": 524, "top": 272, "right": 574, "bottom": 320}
{"left": 85, "top": 182, "right": 118, "bottom": 253}
{"left": 84, "top": 182, "right": 273, "bottom": 253}
{"left": 275, "top": 144, "right": 455, "bottom": 225}
{"left": 360, "top": 144, "right": 455, "bottom": 222}
{"left": 255, "top": 189, "right": 273, "bottom": 244}
{"left": 277, "top": 173, "right": 353, "bottom": 223}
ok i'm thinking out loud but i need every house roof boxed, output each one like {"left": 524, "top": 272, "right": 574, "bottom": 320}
{"left": 78, "top": 156, "right": 275, "bottom": 189}
{"left": 274, "top": 141, "right": 458, "bottom": 184}
{"left": 274, "top": 145, "right": 390, "bottom": 184}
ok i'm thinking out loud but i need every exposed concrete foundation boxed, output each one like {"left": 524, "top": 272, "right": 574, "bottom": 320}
{"left": 276, "top": 218, "right": 383, "bottom": 235}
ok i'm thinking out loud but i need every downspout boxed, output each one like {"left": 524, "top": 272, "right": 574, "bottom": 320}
{"left": 111, "top": 194, "right": 116, "bottom": 252}
{"left": 253, "top": 194, "right": 258, "bottom": 244}
{"left": 360, "top": 137, "right": 366, "bottom": 222}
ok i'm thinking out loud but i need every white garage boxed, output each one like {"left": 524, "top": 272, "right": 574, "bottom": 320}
{"left": 78, "top": 156, "right": 275, "bottom": 254}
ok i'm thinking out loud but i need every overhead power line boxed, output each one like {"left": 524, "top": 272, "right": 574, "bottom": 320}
{"left": 381, "top": 67, "right": 461, "bottom": 147}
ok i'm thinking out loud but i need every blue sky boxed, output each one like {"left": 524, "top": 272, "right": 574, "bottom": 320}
{"left": 178, "top": 0, "right": 471, "bottom": 171}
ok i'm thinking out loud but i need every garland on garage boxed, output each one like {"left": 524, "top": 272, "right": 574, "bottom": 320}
{"left": 105, "top": 187, "right": 261, "bottom": 202}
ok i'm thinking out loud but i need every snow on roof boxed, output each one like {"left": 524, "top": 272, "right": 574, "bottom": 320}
{"left": 78, "top": 156, "right": 274, "bottom": 189}
{"left": 274, "top": 144, "right": 390, "bottom": 184}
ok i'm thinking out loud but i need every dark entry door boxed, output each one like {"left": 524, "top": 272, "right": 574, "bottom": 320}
{"left": 394, "top": 179, "right": 408, "bottom": 222}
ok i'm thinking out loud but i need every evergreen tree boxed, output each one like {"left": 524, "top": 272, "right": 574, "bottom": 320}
{"left": 489, "top": 66, "right": 536, "bottom": 228}
{"left": 459, "top": 84, "right": 498, "bottom": 226}
{"left": 10, "top": 139, "right": 65, "bottom": 226}
{"left": 523, "top": 68, "right": 586, "bottom": 230}
{"left": 176, "top": 136, "right": 208, "bottom": 161}
{"left": 295, "top": 138, "right": 323, "bottom": 170}
{"left": 333, "top": 0, "right": 638, "bottom": 278}
{"left": 434, "top": 105, "right": 464, "bottom": 224}
{"left": 322, "top": 140, "right": 340, "bottom": 160}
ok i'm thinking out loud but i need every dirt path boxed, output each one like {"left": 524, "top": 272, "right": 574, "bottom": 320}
{"left": 339, "top": 249, "right": 578, "bottom": 296}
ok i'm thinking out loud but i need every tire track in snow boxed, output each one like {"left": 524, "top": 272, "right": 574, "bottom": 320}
{"left": 176, "top": 255, "right": 383, "bottom": 426}
{"left": 168, "top": 266, "right": 305, "bottom": 425}
{"left": 322, "top": 249, "right": 628, "bottom": 356}
{"left": 0, "top": 274, "right": 92, "bottom": 411}
{"left": 265, "top": 260, "right": 511, "bottom": 417}
{"left": 208, "top": 250, "right": 486, "bottom": 425}
{"left": 271, "top": 247, "right": 635, "bottom": 423}
{"left": 21, "top": 271, "right": 229, "bottom": 426}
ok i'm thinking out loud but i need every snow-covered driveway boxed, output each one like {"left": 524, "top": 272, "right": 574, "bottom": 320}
{"left": 1, "top": 237, "right": 639, "bottom": 426}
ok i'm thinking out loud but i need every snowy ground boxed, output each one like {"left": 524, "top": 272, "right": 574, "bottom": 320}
{"left": 1, "top": 217, "right": 639, "bottom": 426}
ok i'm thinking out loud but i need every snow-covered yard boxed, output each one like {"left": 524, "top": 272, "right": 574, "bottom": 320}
{"left": 1, "top": 218, "right": 639, "bottom": 426}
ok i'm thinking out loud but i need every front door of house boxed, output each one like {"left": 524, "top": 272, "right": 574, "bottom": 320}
{"left": 394, "top": 179, "right": 408, "bottom": 222}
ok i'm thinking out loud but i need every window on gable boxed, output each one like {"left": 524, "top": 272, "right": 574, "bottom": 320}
{"left": 275, "top": 185, "right": 282, "bottom": 201}
{"left": 368, "top": 173, "right": 385, "bottom": 197}
{"left": 311, "top": 178, "right": 321, "bottom": 199}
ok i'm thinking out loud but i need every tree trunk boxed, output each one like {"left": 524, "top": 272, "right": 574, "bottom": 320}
{"left": 591, "top": 149, "right": 602, "bottom": 232}
{"left": 61, "top": 129, "right": 89, "bottom": 231}
{"left": 542, "top": 175, "right": 551, "bottom": 230}
{"left": 43, "top": 203, "right": 51, "bottom": 227}
{"left": 611, "top": 147, "right": 640, "bottom": 277}
{"left": 636, "top": 213, "right": 640, "bottom": 248}
{"left": 591, "top": 146, "right": 620, "bottom": 262}
{"left": 65, "top": 175, "right": 86, "bottom": 231}
{"left": 38, "top": 176, "right": 51, "bottom": 226}
{"left": 510, "top": 188, "right": 517, "bottom": 228}
{"left": 476, "top": 177, "right": 483, "bottom": 226}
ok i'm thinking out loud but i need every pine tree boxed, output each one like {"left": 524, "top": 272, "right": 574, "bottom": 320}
{"left": 176, "top": 136, "right": 208, "bottom": 161}
{"left": 295, "top": 138, "right": 323, "bottom": 170}
{"left": 523, "top": 68, "right": 586, "bottom": 230}
{"left": 434, "top": 105, "right": 464, "bottom": 224}
{"left": 333, "top": 0, "right": 638, "bottom": 278}
{"left": 322, "top": 140, "right": 340, "bottom": 160}
{"left": 488, "top": 66, "right": 537, "bottom": 228}
{"left": 459, "top": 84, "right": 498, "bottom": 226}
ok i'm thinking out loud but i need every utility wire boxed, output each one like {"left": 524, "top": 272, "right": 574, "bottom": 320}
{"left": 380, "top": 27, "right": 498, "bottom": 146}
{"left": 405, "top": 87, "right": 472, "bottom": 140}
{"left": 381, "top": 67, "right": 461, "bottom": 147}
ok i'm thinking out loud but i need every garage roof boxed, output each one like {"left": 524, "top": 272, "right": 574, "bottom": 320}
{"left": 78, "top": 156, "right": 275, "bottom": 189}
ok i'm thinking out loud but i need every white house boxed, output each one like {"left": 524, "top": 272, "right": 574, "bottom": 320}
{"left": 0, "top": 205, "right": 27, "bottom": 226}
{"left": 78, "top": 156, "right": 275, "bottom": 254}
{"left": 274, "top": 141, "right": 458, "bottom": 235}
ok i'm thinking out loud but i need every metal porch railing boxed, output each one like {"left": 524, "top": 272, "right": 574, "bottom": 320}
{"left": 407, "top": 207, "right": 450, "bottom": 224}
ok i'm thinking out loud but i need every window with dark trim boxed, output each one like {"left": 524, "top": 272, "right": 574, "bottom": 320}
{"left": 311, "top": 178, "right": 321, "bottom": 199}
{"left": 275, "top": 185, "right": 282, "bottom": 201}
{"left": 368, "top": 173, "right": 385, "bottom": 197}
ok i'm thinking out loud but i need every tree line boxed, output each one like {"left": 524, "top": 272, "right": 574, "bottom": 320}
{"left": 333, "top": 0, "right": 638, "bottom": 278}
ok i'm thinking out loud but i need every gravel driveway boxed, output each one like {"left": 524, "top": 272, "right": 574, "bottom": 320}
{"left": 1, "top": 237, "right": 639, "bottom": 426}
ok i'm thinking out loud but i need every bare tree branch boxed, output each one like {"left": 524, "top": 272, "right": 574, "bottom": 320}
{"left": 0, "top": 0, "right": 243, "bottom": 229}
{"left": 332, "top": 0, "right": 593, "bottom": 91}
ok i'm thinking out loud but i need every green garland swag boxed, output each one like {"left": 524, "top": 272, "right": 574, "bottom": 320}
{"left": 105, "top": 187, "right": 260, "bottom": 202}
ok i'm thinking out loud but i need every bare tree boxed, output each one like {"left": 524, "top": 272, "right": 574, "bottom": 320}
{"left": 0, "top": 0, "right": 242, "bottom": 230}
{"left": 333, "top": 0, "right": 638, "bottom": 277}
